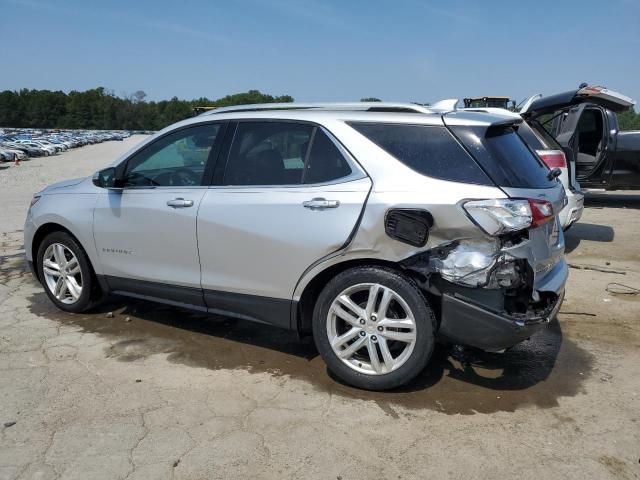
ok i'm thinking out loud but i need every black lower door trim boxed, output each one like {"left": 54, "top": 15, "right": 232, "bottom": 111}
{"left": 203, "top": 289, "right": 292, "bottom": 330}
{"left": 102, "top": 275, "right": 294, "bottom": 330}
{"left": 105, "top": 275, "right": 208, "bottom": 311}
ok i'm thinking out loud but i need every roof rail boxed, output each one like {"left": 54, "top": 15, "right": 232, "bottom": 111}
{"left": 199, "top": 102, "right": 435, "bottom": 116}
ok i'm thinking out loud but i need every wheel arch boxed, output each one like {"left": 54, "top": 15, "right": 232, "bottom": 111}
{"left": 31, "top": 223, "right": 96, "bottom": 283}
{"left": 296, "top": 258, "right": 408, "bottom": 334}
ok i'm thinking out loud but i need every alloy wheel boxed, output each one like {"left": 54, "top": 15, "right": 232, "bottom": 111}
{"left": 42, "top": 243, "right": 83, "bottom": 304}
{"left": 327, "top": 283, "right": 417, "bottom": 375}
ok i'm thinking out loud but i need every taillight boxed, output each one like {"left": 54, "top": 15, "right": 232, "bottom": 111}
{"left": 463, "top": 198, "right": 554, "bottom": 235}
{"left": 528, "top": 198, "right": 554, "bottom": 228}
{"left": 537, "top": 150, "right": 567, "bottom": 169}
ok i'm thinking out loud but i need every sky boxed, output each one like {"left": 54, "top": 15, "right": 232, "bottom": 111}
{"left": 2, "top": 0, "right": 639, "bottom": 109}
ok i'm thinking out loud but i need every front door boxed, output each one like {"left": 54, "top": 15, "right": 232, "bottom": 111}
{"left": 93, "top": 123, "right": 225, "bottom": 306}
{"left": 196, "top": 121, "right": 371, "bottom": 328}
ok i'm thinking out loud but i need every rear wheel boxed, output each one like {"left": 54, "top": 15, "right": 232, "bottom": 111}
{"left": 37, "top": 231, "right": 102, "bottom": 313}
{"left": 313, "top": 266, "right": 435, "bottom": 390}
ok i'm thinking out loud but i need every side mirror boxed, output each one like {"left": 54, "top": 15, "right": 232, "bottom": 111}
{"left": 92, "top": 167, "right": 121, "bottom": 189}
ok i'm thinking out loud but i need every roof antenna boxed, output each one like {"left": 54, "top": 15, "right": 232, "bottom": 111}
{"left": 429, "top": 99, "right": 458, "bottom": 112}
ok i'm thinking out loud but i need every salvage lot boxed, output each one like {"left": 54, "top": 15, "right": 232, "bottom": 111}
{"left": 0, "top": 138, "right": 639, "bottom": 479}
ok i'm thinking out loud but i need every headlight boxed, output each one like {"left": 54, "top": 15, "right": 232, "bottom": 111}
{"left": 29, "top": 195, "right": 41, "bottom": 208}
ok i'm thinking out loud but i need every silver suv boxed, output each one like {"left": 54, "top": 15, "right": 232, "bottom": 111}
{"left": 25, "top": 103, "right": 568, "bottom": 390}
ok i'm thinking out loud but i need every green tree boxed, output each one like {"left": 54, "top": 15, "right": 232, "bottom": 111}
{"left": 617, "top": 108, "right": 640, "bottom": 131}
{"left": 0, "top": 88, "right": 295, "bottom": 130}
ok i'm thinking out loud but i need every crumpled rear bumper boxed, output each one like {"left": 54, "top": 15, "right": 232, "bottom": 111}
{"left": 437, "top": 264, "right": 565, "bottom": 352}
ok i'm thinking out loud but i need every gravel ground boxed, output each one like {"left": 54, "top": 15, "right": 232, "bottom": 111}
{"left": 1, "top": 138, "right": 639, "bottom": 479}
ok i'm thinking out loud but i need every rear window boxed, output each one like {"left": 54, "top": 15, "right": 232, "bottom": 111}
{"left": 516, "top": 122, "right": 546, "bottom": 150}
{"left": 518, "top": 121, "right": 563, "bottom": 151}
{"left": 349, "top": 122, "right": 492, "bottom": 185}
{"left": 449, "top": 124, "right": 556, "bottom": 189}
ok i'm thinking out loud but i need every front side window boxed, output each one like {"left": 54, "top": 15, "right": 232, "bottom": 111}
{"left": 124, "top": 123, "right": 221, "bottom": 187}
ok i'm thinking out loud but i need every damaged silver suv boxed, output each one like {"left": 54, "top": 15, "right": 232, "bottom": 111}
{"left": 24, "top": 102, "right": 568, "bottom": 390}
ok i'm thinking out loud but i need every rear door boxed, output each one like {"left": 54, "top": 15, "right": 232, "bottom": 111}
{"left": 552, "top": 105, "right": 619, "bottom": 186}
{"left": 197, "top": 120, "right": 371, "bottom": 328}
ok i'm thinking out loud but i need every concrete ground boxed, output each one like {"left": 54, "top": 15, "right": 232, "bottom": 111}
{"left": 1, "top": 137, "right": 639, "bottom": 480}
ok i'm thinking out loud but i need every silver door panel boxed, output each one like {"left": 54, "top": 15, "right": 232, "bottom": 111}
{"left": 197, "top": 177, "right": 371, "bottom": 299}
{"left": 93, "top": 188, "right": 206, "bottom": 287}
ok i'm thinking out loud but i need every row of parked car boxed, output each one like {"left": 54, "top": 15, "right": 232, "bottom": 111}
{"left": 0, "top": 129, "right": 131, "bottom": 162}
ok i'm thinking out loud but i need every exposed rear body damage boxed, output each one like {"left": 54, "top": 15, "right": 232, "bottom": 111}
{"left": 401, "top": 222, "right": 566, "bottom": 351}
{"left": 296, "top": 110, "right": 568, "bottom": 352}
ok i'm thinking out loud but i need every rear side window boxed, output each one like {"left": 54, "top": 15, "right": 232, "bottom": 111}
{"left": 450, "top": 125, "right": 555, "bottom": 189}
{"left": 223, "top": 122, "right": 355, "bottom": 186}
{"left": 303, "top": 129, "right": 352, "bottom": 184}
{"left": 224, "top": 122, "right": 313, "bottom": 185}
{"left": 349, "top": 122, "right": 492, "bottom": 185}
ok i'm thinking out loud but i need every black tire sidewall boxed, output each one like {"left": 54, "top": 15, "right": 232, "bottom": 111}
{"left": 37, "top": 231, "right": 95, "bottom": 313}
{"left": 312, "top": 266, "right": 435, "bottom": 391}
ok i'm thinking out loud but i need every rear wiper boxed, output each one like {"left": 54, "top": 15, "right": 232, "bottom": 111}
{"left": 547, "top": 167, "right": 562, "bottom": 181}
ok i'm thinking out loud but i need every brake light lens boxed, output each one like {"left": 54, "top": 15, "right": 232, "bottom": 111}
{"left": 528, "top": 198, "right": 554, "bottom": 228}
{"left": 537, "top": 150, "right": 567, "bottom": 169}
{"left": 463, "top": 198, "right": 554, "bottom": 235}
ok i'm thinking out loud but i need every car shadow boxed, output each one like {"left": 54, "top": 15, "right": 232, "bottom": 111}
{"left": 564, "top": 222, "right": 614, "bottom": 254}
{"left": 28, "top": 291, "right": 593, "bottom": 414}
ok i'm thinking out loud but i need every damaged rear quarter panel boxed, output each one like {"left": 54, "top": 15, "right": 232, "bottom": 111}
{"left": 293, "top": 173, "right": 508, "bottom": 300}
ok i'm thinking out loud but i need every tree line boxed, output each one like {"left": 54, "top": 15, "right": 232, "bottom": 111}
{"left": 0, "top": 88, "right": 294, "bottom": 131}
{"left": 1, "top": 87, "right": 639, "bottom": 131}
{"left": 616, "top": 108, "right": 640, "bottom": 131}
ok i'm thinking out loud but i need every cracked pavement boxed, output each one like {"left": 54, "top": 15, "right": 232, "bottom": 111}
{"left": 1, "top": 138, "right": 639, "bottom": 479}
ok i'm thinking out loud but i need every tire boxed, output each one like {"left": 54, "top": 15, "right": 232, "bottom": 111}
{"left": 37, "top": 231, "right": 102, "bottom": 313}
{"left": 312, "top": 266, "right": 436, "bottom": 391}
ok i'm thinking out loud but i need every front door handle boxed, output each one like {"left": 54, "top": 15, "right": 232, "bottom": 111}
{"left": 303, "top": 198, "right": 340, "bottom": 210}
{"left": 166, "top": 198, "right": 194, "bottom": 208}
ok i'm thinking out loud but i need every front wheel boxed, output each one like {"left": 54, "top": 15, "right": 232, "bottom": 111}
{"left": 313, "top": 266, "right": 435, "bottom": 391}
{"left": 37, "top": 231, "right": 102, "bottom": 313}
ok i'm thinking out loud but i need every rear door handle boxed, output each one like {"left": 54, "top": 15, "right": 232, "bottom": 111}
{"left": 303, "top": 198, "right": 340, "bottom": 210}
{"left": 166, "top": 198, "right": 194, "bottom": 208}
